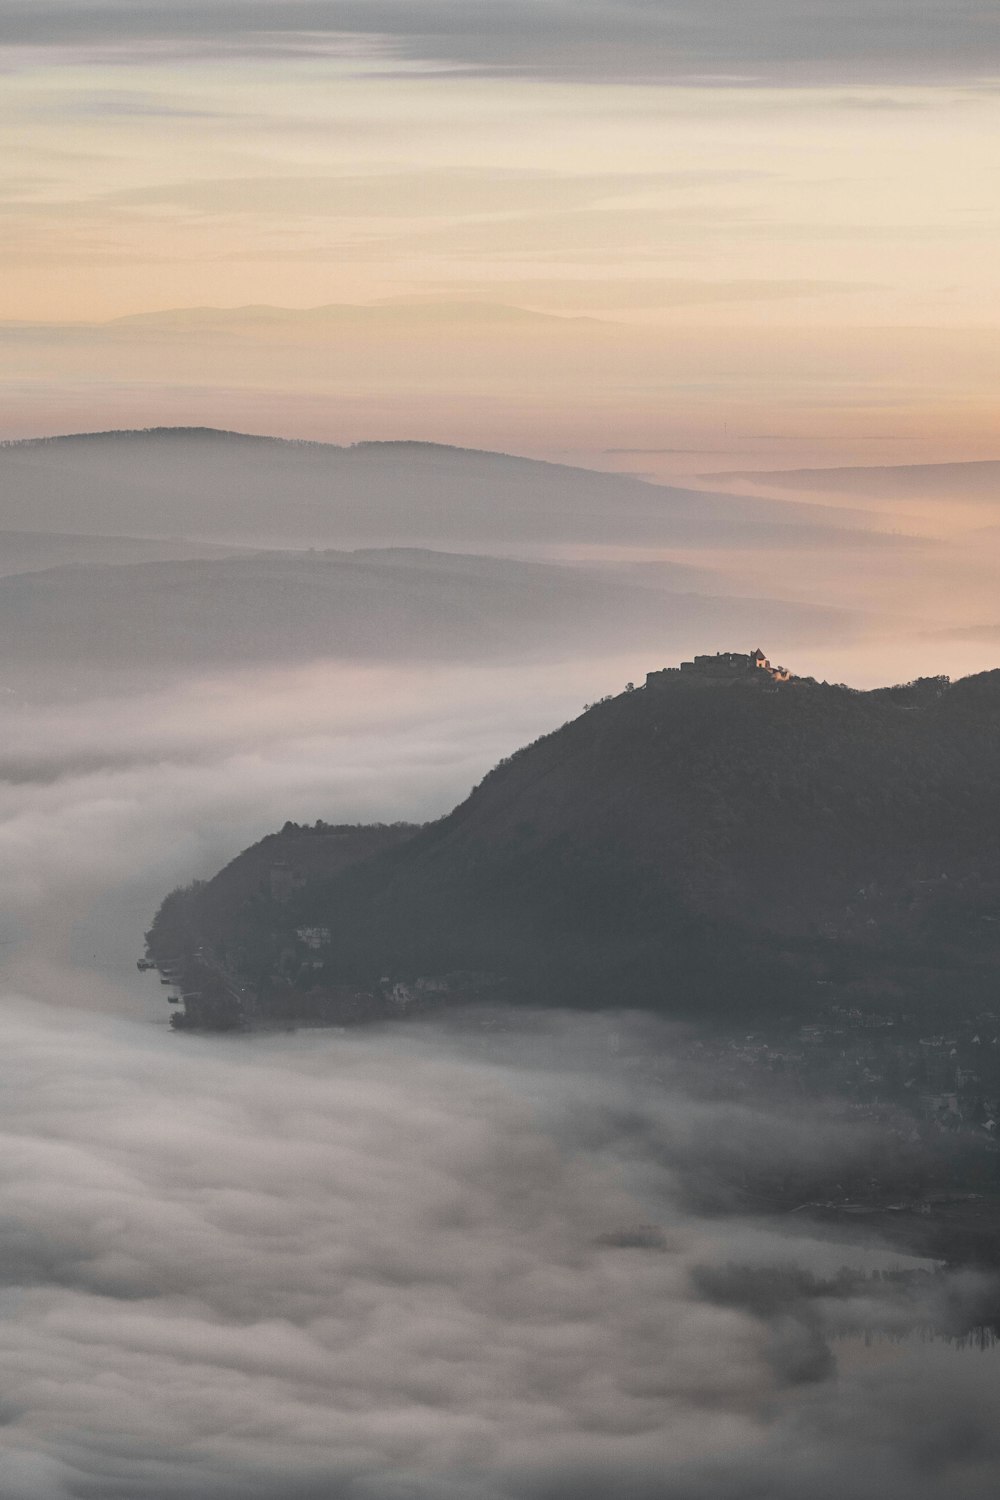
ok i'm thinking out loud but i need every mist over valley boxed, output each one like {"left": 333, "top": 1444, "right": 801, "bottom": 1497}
{"left": 5, "top": 0, "right": 1000, "bottom": 1481}
{"left": 0, "top": 421, "right": 998, "bottom": 1493}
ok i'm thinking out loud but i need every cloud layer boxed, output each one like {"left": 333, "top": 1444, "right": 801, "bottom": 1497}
{"left": 1, "top": 1, "right": 998, "bottom": 82}
{"left": 1, "top": 997, "right": 999, "bottom": 1500}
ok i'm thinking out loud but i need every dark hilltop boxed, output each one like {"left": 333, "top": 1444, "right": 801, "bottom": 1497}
{"left": 147, "top": 648, "right": 1000, "bottom": 1032}
{"left": 145, "top": 647, "right": 1000, "bottom": 1266}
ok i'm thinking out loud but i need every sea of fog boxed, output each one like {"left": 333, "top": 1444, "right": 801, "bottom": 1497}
{"left": 2, "top": 656, "right": 1000, "bottom": 1499}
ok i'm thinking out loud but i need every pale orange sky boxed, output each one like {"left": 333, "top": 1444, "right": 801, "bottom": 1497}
{"left": 2, "top": 14, "right": 999, "bottom": 474}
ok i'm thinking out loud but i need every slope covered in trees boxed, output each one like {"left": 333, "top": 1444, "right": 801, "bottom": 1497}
{"left": 148, "top": 666, "right": 1000, "bottom": 1026}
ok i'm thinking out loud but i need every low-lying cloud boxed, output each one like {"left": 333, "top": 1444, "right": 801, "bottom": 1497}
{"left": 0, "top": 654, "right": 650, "bottom": 1013}
{"left": 0, "top": 997, "right": 997, "bottom": 1500}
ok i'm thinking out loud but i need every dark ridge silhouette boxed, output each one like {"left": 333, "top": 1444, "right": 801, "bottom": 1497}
{"left": 148, "top": 661, "right": 1000, "bottom": 1024}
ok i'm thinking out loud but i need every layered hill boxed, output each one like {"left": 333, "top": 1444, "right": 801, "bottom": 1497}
{"left": 0, "top": 547, "right": 844, "bottom": 670}
{"left": 704, "top": 458, "right": 1000, "bottom": 504}
{"left": 147, "top": 663, "right": 1000, "bottom": 1025}
{"left": 0, "top": 529, "right": 250, "bottom": 579}
{"left": 0, "top": 427, "right": 896, "bottom": 553}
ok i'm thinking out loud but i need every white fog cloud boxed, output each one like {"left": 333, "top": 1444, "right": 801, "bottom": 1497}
{"left": 0, "top": 655, "right": 637, "bottom": 1006}
{"left": 0, "top": 998, "right": 996, "bottom": 1500}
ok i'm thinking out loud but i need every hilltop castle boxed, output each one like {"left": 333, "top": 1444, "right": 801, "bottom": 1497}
{"left": 645, "top": 648, "right": 792, "bottom": 690}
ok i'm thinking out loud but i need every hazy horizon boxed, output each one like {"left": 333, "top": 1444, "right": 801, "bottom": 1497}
{"left": 4, "top": 422, "right": 1000, "bottom": 690}
{"left": 4, "top": 0, "right": 1000, "bottom": 479}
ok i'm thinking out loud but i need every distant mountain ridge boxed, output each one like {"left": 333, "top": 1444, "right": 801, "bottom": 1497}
{"left": 101, "top": 299, "right": 584, "bottom": 329}
{"left": 0, "top": 527, "right": 251, "bottom": 578}
{"left": 0, "top": 547, "right": 846, "bottom": 671}
{"left": 0, "top": 426, "right": 901, "bottom": 551}
{"left": 703, "top": 458, "right": 1000, "bottom": 500}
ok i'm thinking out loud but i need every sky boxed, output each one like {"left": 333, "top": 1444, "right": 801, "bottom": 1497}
{"left": 2, "top": 0, "right": 999, "bottom": 473}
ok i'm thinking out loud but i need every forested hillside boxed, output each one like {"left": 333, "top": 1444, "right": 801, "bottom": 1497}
{"left": 148, "top": 667, "right": 1000, "bottom": 1025}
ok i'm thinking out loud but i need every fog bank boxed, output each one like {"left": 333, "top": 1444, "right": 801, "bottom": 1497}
{"left": 1, "top": 995, "right": 998, "bottom": 1500}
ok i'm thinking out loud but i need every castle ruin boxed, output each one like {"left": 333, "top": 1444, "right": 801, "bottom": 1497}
{"left": 645, "top": 648, "right": 792, "bottom": 690}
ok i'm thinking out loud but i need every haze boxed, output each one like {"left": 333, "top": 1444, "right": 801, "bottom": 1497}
{"left": 2, "top": 4, "right": 1000, "bottom": 1497}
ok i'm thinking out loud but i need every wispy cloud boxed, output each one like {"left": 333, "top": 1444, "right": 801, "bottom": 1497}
{"left": 98, "top": 168, "right": 771, "bottom": 219}
{"left": 444, "top": 277, "right": 876, "bottom": 311}
{"left": 0, "top": 2, "right": 997, "bottom": 84}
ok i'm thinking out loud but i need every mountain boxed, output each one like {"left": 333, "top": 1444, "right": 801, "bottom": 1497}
{"left": 0, "top": 547, "right": 848, "bottom": 671}
{"left": 701, "top": 458, "right": 1000, "bottom": 503}
{"left": 0, "top": 427, "right": 900, "bottom": 552}
{"left": 0, "top": 529, "right": 250, "bottom": 578}
{"left": 147, "top": 660, "right": 1000, "bottom": 1026}
{"left": 103, "top": 300, "right": 581, "bottom": 332}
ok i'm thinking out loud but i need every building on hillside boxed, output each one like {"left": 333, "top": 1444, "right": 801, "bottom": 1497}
{"left": 645, "top": 648, "right": 792, "bottom": 690}
{"left": 296, "top": 926, "right": 331, "bottom": 951}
